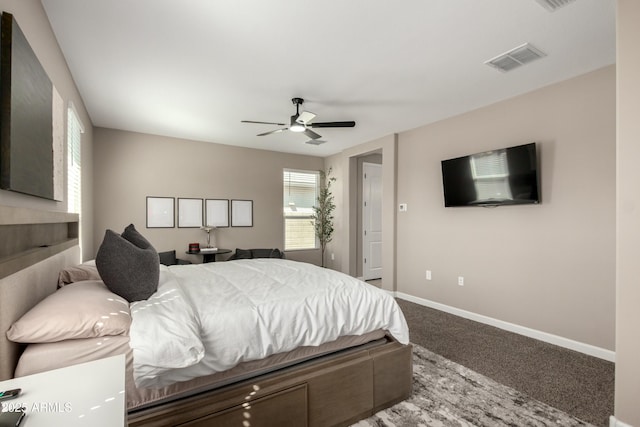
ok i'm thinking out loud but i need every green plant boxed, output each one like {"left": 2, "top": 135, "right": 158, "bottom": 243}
{"left": 312, "top": 168, "right": 336, "bottom": 267}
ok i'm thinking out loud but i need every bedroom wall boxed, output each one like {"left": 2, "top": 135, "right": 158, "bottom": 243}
{"left": 395, "top": 66, "right": 616, "bottom": 352}
{"left": 615, "top": 0, "right": 640, "bottom": 424}
{"left": 92, "top": 128, "right": 324, "bottom": 264}
{"left": 0, "top": 0, "right": 94, "bottom": 260}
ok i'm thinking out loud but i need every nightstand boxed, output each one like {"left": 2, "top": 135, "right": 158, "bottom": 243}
{"left": 0, "top": 355, "right": 125, "bottom": 426}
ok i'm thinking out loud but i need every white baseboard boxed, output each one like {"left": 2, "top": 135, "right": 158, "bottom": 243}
{"left": 610, "top": 416, "right": 634, "bottom": 427}
{"left": 394, "top": 292, "right": 615, "bottom": 363}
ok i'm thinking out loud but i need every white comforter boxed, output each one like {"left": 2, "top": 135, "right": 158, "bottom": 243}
{"left": 129, "top": 258, "right": 409, "bottom": 388}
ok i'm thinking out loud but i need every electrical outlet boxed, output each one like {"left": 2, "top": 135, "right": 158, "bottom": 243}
{"left": 399, "top": 203, "right": 408, "bottom": 212}
{"left": 331, "top": 253, "right": 335, "bottom": 261}
{"left": 426, "top": 270, "right": 432, "bottom": 280}
{"left": 458, "top": 276, "right": 464, "bottom": 286}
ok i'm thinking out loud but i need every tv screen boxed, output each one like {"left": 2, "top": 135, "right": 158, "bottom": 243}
{"left": 441, "top": 142, "right": 540, "bottom": 207}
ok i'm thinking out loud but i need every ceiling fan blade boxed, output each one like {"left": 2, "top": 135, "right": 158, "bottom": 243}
{"left": 296, "top": 111, "right": 316, "bottom": 125}
{"left": 304, "top": 129, "right": 322, "bottom": 140}
{"left": 257, "top": 128, "right": 287, "bottom": 137}
{"left": 242, "top": 120, "right": 287, "bottom": 126}
{"left": 309, "top": 121, "right": 356, "bottom": 128}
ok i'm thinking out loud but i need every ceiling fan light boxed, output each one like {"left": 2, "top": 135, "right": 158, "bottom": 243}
{"left": 289, "top": 123, "right": 305, "bottom": 132}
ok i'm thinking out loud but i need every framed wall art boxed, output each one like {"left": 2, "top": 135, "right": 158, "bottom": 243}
{"left": 0, "top": 13, "right": 56, "bottom": 200}
{"left": 178, "top": 198, "right": 203, "bottom": 228}
{"left": 146, "top": 197, "right": 175, "bottom": 228}
{"left": 231, "top": 199, "right": 253, "bottom": 227}
{"left": 205, "top": 199, "right": 229, "bottom": 228}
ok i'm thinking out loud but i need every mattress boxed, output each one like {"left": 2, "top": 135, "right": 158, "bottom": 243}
{"left": 15, "top": 329, "right": 387, "bottom": 410}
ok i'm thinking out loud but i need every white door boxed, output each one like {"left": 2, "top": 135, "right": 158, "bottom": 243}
{"left": 363, "top": 163, "right": 382, "bottom": 280}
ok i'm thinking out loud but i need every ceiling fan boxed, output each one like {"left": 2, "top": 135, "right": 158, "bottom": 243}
{"left": 241, "top": 97, "right": 355, "bottom": 141}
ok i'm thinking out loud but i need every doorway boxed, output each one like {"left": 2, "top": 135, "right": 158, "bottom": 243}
{"left": 362, "top": 162, "right": 382, "bottom": 280}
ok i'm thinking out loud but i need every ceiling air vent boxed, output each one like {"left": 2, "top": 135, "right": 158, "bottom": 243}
{"left": 485, "top": 43, "right": 547, "bottom": 73}
{"left": 305, "top": 139, "right": 326, "bottom": 146}
{"left": 534, "top": 0, "right": 577, "bottom": 12}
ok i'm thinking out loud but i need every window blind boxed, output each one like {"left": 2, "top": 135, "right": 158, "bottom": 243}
{"left": 283, "top": 169, "right": 319, "bottom": 250}
{"left": 67, "top": 104, "right": 84, "bottom": 214}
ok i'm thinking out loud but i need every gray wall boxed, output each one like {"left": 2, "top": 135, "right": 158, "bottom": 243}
{"left": 396, "top": 66, "right": 616, "bottom": 351}
{"left": 327, "top": 66, "right": 616, "bottom": 354}
{"left": 615, "top": 1, "right": 640, "bottom": 424}
{"left": 0, "top": 0, "right": 94, "bottom": 260}
{"left": 92, "top": 128, "right": 324, "bottom": 264}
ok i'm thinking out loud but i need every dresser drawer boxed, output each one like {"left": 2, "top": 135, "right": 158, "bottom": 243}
{"left": 178, "top": 384, "right": 307, "bottom": 427}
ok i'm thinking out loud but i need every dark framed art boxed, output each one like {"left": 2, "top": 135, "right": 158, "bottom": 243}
{"left": 0, "top": 12, "right": 58, "bottom": 200}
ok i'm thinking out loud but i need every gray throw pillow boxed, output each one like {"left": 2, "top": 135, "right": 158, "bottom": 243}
{"left": 95, "top": 224, "right": 160, "bottom": 302}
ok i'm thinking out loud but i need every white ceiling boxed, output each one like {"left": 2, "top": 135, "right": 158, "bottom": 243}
{"left": 40, "top": 0, "right": 615, "bottom": 157}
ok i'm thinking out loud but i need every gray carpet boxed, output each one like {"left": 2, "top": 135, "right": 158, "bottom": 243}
{"left": 395, "top": 299, "right": 614, "bottom": 427}
{"left": 354, "top": 344, "right": 595, "bottom": 427}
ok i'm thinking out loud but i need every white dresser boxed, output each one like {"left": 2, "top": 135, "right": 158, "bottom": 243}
{"left": 0, "top": 355, "right": 125, "bottom": 426}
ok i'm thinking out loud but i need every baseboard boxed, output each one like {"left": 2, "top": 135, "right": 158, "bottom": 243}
{"left": 610, "top": 416, "right": 634, "bottom": 427}
{"left": 394, "top": 292, "right": 616, "bottom": 363}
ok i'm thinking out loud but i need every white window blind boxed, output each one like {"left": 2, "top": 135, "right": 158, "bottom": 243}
{"left": 67, "top": 104, "right": 84, "bottom": 214}
{"left": 283, "top": 169, "right": 319, "bottom": 251}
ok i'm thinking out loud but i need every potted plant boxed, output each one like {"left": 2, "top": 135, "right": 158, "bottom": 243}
{"left": 312, "top": 168, "right": 336, "bottom": 267}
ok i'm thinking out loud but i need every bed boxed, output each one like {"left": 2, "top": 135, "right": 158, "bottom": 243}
{"left": 0, "top": 212, "right": 412, "bottom": 427}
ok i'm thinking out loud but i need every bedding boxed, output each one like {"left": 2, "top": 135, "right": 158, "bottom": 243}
{"left": 15, "top": 335, "right": 131, "bottom": 377}
{"left": 130, "top": 258, "right": 409, "bottom": 388}
{"left": 6, "top": 280, "right": 130, "bottom": 343}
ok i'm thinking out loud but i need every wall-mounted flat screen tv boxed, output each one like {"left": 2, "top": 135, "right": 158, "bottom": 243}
{"left": 441, "top": 142, "right": 540, "bottom": 207}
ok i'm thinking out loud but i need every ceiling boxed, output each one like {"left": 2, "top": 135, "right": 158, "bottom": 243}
{"left": 40, "top": 0, "right": 615, "bottom": 157}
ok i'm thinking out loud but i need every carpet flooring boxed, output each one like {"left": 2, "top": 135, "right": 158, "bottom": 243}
{"left": 394, "top": 299, "right": 614, "bottom": 427}
{"left": 354, "top": 344, "right": 595, "bottom": 427}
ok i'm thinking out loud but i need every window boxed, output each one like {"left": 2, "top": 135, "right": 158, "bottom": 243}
{"left": 283, "top": 169, "right": 319, "bottom": 250}
{"left": 67, "top": 104, "right": 84, "bottom": 214}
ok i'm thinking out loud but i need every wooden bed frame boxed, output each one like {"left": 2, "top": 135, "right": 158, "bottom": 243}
{"left": 129, "top": 339, "right": 412, "bottom": 427}
{"left": 0, "top": 206, "right": 413, "bottom": 427}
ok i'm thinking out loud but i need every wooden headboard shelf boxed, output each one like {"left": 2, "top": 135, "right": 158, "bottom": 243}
{"left": 0, "top": 205, "right": 79, "bottom": 280}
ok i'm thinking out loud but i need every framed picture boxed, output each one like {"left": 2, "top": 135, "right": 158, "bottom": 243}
{"left": 146, "top": 197, "right": 175, "bottom": 228}
{"left": 178, "top": 198, "right": 203, "bottom": 228}
{"left": 205, "top": 199, "right": 229, "bottom": 228}
{"left": 231, "top": 199, "right": 253, "bottom": 227}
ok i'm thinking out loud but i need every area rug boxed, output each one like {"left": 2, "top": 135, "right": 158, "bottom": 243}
{"left": 353, "top": 344, "right": 595, "bottom": 427}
